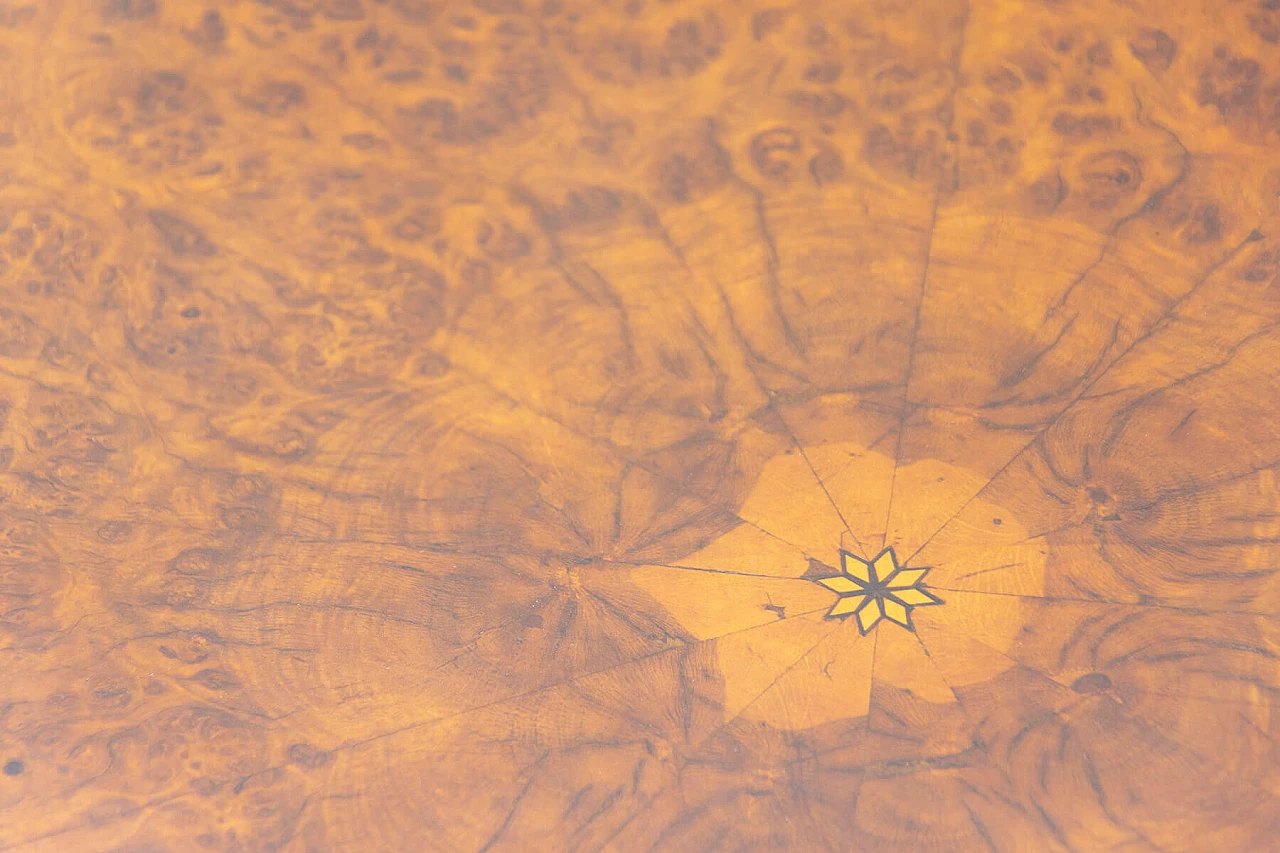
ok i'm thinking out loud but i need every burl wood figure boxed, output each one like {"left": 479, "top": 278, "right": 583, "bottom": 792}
{"left": 1, "top": 0, "right": 1278, "bottom": 850}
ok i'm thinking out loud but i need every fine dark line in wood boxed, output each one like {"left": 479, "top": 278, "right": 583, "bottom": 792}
{"left": 905, "top": 229, "right": 1267, "bottom": 567}
{"left": 929, "top": 586, "right": 1279, "bottom": 618}
{"left": 882, "top": 0, "right": 973, "bottom": 554}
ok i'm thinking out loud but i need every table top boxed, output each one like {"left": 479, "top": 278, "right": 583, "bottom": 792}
{"left": 2, "top": 0, "right": 1278, "bottom": 850}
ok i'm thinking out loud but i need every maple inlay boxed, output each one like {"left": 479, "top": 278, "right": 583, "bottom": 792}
{"left": 816, "top": 548, "right": 943, "bottom": 632}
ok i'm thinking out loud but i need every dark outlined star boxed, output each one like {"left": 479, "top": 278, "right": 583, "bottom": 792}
{"left": 816, "top": 547, "right": 942, "bottom": 633}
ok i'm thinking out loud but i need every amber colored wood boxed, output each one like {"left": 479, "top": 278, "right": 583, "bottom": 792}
{"left": 2, "top": 0, "right": 1279, "bottom": 850}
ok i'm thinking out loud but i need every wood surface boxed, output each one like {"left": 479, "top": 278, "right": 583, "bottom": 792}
{"left": 1, "top": 0, "right": 1279, "bottom": 850}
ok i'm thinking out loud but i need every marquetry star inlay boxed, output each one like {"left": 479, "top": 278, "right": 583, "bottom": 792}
{"left": 816, "top": 547, "right": 943, "bottom": 634}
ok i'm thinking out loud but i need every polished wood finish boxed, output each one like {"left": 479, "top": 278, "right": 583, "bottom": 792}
{"left": 2, "top": 0, "right": 1279, "bottom": 850}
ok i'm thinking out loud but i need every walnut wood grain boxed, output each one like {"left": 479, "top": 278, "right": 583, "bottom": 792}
{"left": 1, "top": 0, "right": 1278, "bottom": 850}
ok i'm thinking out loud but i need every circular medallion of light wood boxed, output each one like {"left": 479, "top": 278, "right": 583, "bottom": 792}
{"left": 1, "top": 0, "right": 1278, "bottom": 850}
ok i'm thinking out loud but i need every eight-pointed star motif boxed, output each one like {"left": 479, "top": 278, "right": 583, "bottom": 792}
{"left": 817, "top": 547, "right": 942, "bottom": 634}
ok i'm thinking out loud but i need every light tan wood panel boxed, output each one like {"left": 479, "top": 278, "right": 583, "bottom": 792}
{"left": 0, "top": 0, "right": 1277, "bottom": 850}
